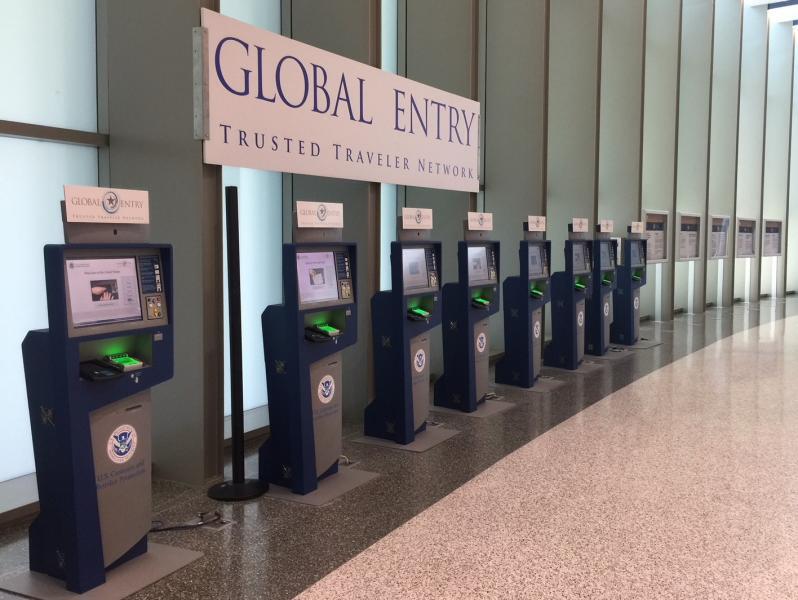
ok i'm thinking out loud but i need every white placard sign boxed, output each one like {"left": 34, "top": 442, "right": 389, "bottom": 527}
{"left": 736, "top": 219, "right": 756, "bottom": 258}
{"left": 677, "top": 214, "right": 701, "bottom": 261}
{"left": 644, "top": 211, "right": 668, "bottom": 262}
{"left": 571, "top": 218, "right": 589, "bottom": 233}
{"left": 201, "top": 9, "right": 480, "bottom": 193}
{"left": 528, "top": 215, "right": 546, "bottom": 232}
{"left": 64, "top": 185, "right": 149, "bottom": 225}
{"left": 630, "top": 221, "right": 644, "bottom": 235}
{"left": 599, "top": 219, "right": 614, "bottom": 233}
{"left": 296, "top": 201, "right": 343, "bottom": 228}
{"left": 709, "top": 215, "right": 730, "bottom": 260}
{"left": 763, "top": 220, "right": 782, "bottom": 257}
{"left": 402, "top": 207, "right": 433, "bottom": 230}
{"left": 468, "top": 212, "right": 493, "bottom": 231}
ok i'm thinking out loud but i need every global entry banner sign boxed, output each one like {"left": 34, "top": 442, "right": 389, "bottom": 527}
{"left": 201, "top": 9, "right": 480, "bottom": 193}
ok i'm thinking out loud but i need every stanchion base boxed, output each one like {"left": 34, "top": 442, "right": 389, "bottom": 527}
{"left": 207, "top": 479, "right": 268, "bottom": 502}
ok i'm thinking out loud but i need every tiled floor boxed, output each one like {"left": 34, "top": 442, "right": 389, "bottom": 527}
{"left": 0, "top": 300, "right": 794, "bottom": 599}
{"left": 298, "top": 307, "right": 798, "bottom": 599}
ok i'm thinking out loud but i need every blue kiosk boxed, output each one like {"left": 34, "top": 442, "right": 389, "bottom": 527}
{"left": 543, "top": 222, "right": 593, "bottom": 370}
{"left": 22, "top": 210, "right": 174, "bottom": 593}
{"left": 259, "top": 202, "right": 357, "bottom": 495}
{"left": 365, "top": 209, "right": 442, "bottom": 444}
{"left": 495, "top": 218, "right": 551, "bottom": 388}
{"left": 611, "top": 225, "right": 648, "bottom": 345}
{"left": 585, "top": 224, "right": 618, "bottom": 356}
{"left": 434, "top": 214, "right": 501, "bottom": 413}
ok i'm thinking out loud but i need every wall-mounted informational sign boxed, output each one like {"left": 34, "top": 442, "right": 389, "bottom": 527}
{"left": 199, "top": 9, "right": 480, "bottom": 193}
{"left": 708, "top": 215, "right": 731, "bottom": 260}
{"left": 571, "top": 217, "right": 589, "bottom": 233}
{"left": 402, "top": 207, "right": 433, "bottom": 230}
{"left": 762, "top": 220, "right": 783, "bottom": 257}
{"left": 630, "top": 221, "right": 644, "bottom": 235}
{"left": 643, "top": 210, "right": 668, "bottom": 263}
{"left": 468, "top": 212, "right": 493, "bottom": 231}
{"left": 64, "top": 185, "right": 150, "bottom": 225}
{"left": 599, "top": 219, "right": 614, "bottom": 233}
{"left": 296, "top": 200, "right": 343, "bottom": 228}
{"left": 677, "top": 213, "right": 701, "bottom": 261}
{"left": 528, "top": 215, "right": 546, "bottom": 232}
{"left": 736, "top": 218, "right": 757, "bottom": 258}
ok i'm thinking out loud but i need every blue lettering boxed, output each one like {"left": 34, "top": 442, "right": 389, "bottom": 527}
{"left": 394, "top": 89, "right": 406, "bottom": 132}
{"left": 215, "top": 37, "right": 250, "bottom": 96}
{"left": 220, "top": 123, "right": 231, "bottom": 143}
{"left": 276, "top": 55, "right": 309, "bottom": 108}
{"left": 332, "top": 75, "right": 356, "bottom": 120}
{"left": 410, "top": 96, "right": 428, "bottom": 136}
{"left": 463, "top": 110, "right": 477, "bottom": 147}
{"left": 312, "top": 63, "right": 330, "bottom": 114}
{"left": 357, "top": 78, "right": 373, "bottom": 124}
{"left": 255, "top": 46, "right": 276, "bottom": 102}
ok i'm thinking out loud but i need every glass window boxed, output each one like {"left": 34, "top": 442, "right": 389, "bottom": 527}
{"left": 0, "top": 138, "right": 98, "bottom": 482}
{"left": 380, "top": 0, "right": 399, "bottom": 291}
{"left": 0, "top": 1, "right": 98, "bottom": 132}
{"left": 220, "top": 0, "right": 282, "bottom": 422}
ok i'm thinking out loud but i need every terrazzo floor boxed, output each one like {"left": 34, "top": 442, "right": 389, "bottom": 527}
{"left": 299, "top": 308, "right": 798, "bottom": 599}
{"left": 0, "top": 299, "right": 794, "bottom": 599}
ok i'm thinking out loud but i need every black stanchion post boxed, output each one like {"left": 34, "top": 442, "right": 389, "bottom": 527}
{"left": 208, "top": 186, "right": 268, "bottom": 501}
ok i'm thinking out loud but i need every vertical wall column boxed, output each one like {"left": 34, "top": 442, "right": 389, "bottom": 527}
{"left": 405, "top": 0, "right": 477, "bottom": 371}
{"left": 789, "top": 33, "right": 798, "bottom": 294}
{"left": 546, "top": 0, "right": 602, "bottom": 272}
{"left": 735, "top": 3, "right": 767, "bottom": 303}
{"left": 597, "top": 0, "right": 646, "bottom": 235}
{"left": 640, "top": 0, "right": 682, "bottom": 321}
{"left": 286, "top": 0, "right": 379, "bottom": 422}
{"left": 483, "top": 0, "right": 548, "bottom": 352}
{"left": 706, "top": 0, "right": 742, "bottom": 309}
{"left": 101, "top": 0, "right": 224, "bottom": 484}
{"left": 673, "top": 0, "right": 713, "bottom": 315}
{"left": 760, "top": 20, "right": 793, "bottom": 299}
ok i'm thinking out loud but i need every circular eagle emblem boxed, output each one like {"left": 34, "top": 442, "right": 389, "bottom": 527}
{"left": 317, "top": 374, "right": 335, "bottom": 404}
{"left": 107, "top": 424, "right": 137, "bottom": 464}
{"left": 476, "top": 332, "right": 487, "bottom": 353}
{"left": 316, "top": 203, "right": 328, "bottom": 221}
{"left": 577, "top": 311, "right": 584, "bottom": 327}
{"left": 413, "top": 349, "right": 426, "bottom": 373}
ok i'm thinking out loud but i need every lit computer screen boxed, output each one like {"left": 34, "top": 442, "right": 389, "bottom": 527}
{"left": 528, "top": 244, "right": 544, "bottom": 278}
{"left": 296, "top": 251, "right": 339, "bottom": 304}
{"left": 467, "top": 246, "right": 490, "bottom": 283}
{"left": 402, "top": 248, "right": 429, "bottom": 291}
{"left": 630, "top": 241, "right": 645, "bottom": 267}
{"left": 66, "top": 257, "right": 142, "bottom": 327}
{"left": 572, "top": 243, "right": 589, "bottom": 273}
{"left": 599, "top": 243, "right": 613, "bottom": 270}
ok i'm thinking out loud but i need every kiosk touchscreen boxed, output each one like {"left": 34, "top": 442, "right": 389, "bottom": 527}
{"left": 585, "top": 228, "right": 618, "bottom": 356}
{"left": 434, "top": 220, "right": 501, "bottom": 412}
{"left": 259, "top": 210, "right": 357, "bottom": 495}
{"left": 22, "top": 243, "right": 173, "bottom": 593}
{"left": 611, "top": 230, "right": 647, "bottom": 345}
{"left": 495, "top": 221, "right": 551, "bottom": 388}
{"left": 366, "top": 215, "right": 442, "bottom": 444}
{"left": 543, "top": 227, "right": 593, "bottom": 370}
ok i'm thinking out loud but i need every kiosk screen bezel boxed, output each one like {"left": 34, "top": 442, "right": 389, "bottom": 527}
{"left": 63, "top": 247, "right": 169, "bottom": 338}
{"left": 527, "top": 244, "right": 546, "bottom": 279}
{"left": 571, "top": 243, "right": 590, "bottom": 274}
{"left": 467, "top": 244, "right": 496, "bottom": 285}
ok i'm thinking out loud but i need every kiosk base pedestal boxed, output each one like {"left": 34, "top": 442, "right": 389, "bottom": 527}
{"left": 207, "top": 478, "right": 268, "bottom": 502}
{"left": 351, "top": 424, "right": 460, "bottom": 453}
{"left": 264, "top": 466, "right": 378, "bottom": 506}
{"left": 0, "top": 543, "right": 201, "bottom": 600}
{"left": 431, "top": 398, "right": 512, "bottom": 418}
